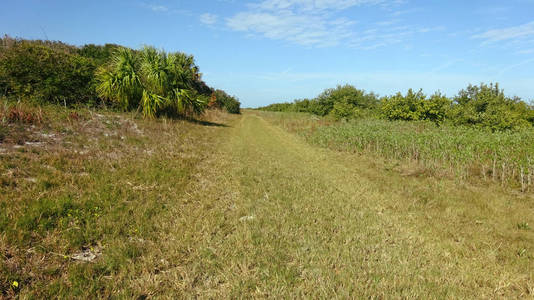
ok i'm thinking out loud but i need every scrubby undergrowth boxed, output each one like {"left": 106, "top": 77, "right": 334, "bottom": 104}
{"left": 0, "top": 35, "right": 241, "bottom": 117}
{"left": 0, "top": 103, "right": 235, "bottom": 298}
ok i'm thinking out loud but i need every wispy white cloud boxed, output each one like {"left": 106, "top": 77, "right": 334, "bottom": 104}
{"left": 517, "top": 48, "right": 534, "bottom": 54}
{"left": 389, "top": 7, "right": 420, "bottom": 17}
{"left": 252, "top": 0, "right": 385, "bottom": 11}
{"left": 375, "top": 19, "right": 400, "bottom": 26}
{"left": 418, "top": 26, "right": 445, "bottom": 33}
{"left": 226, "top": 0, "right": 438, "bottom": 48}
{"left": 226, "top": 0, "right": 374, "bottom": 47}
{"left": 140, "top": 2, "right": 192, "bottom": 16}
{"left": 473, "top": 21, "right": 534, "bottom": 44}
{"left": 227, "top": 11, "right": 355, "bottom": 47}
{"left": 148, "top": 4, "right": 169, "bottom": 12}
{"left": 200, "top": 13, "right": 218, "bottom": 25}
{"left": 348, "top": 24, "right": 443, "bottom": 50}
{"left": 496, "top": 58, "right": 534, "bottom": 76}
{"left": 475, "top": 5, "right": 510, "bottom": 16}
{"left": 430, "top": 59, "right": 463, "bottom": 73}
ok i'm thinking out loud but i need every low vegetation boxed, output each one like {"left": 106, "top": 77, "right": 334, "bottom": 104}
{"left": 2, "top": 34, "right": 534, "bottom": 298}
{"left": 260, "top": 83, "right": 534, "bottom": 130}
{"left": 258, "top": 82, "right": 534, "bottom": 191}
{"left": 258, "top": 111, "right": 534, "bottom": 192}
{"left": 0, "top": 35, "right": 241, "bottom": 116}
{"left": 0, "top": 35, "right": 242, "bottom": 297}
{"left": 0, "top": 101, "right": 237, "bottom": 297}
{"left": 260, "top": 84, "right": 379, "bottom": 120}
{"left": 0, "top": 38, "right": 97, "bottom": 106}
{"left": 95, "top": 46, "right": 207, "bottom": 118}
{"left": 2, "top": 105, "right": 534, "bottom": 298}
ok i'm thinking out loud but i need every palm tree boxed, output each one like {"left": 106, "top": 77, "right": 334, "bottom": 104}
{"left": 96, "top": 46, "right": 206, "bottom": 118}
{"left": 96, "top": 47, "right": 142, "bottom": 111}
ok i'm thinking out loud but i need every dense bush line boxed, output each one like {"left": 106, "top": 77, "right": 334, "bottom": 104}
{"left": 0, "top": 35, "right": 240, "bottom": 117}
{"left": 0, "top": 38, "right": 97, "bottom": 106}
{"left": 261, "top": 84, "right": 379, "bottom": 120}
{"left": 260, "top": 83, "right": 534, "bottom": 131}
{"left": 208, "top": 89, "right": 241, "bottom": 114}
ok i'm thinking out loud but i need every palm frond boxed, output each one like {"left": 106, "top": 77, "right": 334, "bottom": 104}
{"left": 96, "top": 46, "right": 207, "bottom": 118}
{"left": 141, "top": 90, "right": 164, "bottom": 118}
{"left": 95, "top": 48, "right": 142, "bottom": 110}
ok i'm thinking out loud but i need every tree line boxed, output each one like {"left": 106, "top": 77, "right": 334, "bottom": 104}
{"left": 0, "top": 35, "right": 240, "bottom": 117}
{"left": 259, "top": 83, "right": 534, "bottom": 131}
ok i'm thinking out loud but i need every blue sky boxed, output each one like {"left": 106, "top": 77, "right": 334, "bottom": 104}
{"left": 2, "top": 0, "right": 534, "bottom": 107}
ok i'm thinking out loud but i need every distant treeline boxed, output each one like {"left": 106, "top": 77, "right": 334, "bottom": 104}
{"left": 259, "top": 84, "right": 534, "bottom": 131}
{"left": 0, "top": 35, "right": 240, "bottom": 117}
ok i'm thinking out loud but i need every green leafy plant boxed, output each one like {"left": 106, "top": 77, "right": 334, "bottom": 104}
{"left": 381, "top": 89, "right": 451, "bottom": 125}
{"left": 449, "top": 83, "right": 532, "bottom": 131}
{"left": 0, "top": 37, "right": 96, "bottom": 105}
{"left": 261, "top": 82, "right": 533, "bottom": 130}
{"left": 96, "top": 47, "right": 207, "bottom": 118}
{"left": 259, "top": 84, "right": 377, "bottom": 118}
{"left": 381, "top": 89, "right": 426, "bottom": 121}
{"left": 211, "top": 89, "right": 241, "bottom": 114}
{"left": 1, "top": 36, "right": 235, "bottom": 117}
{"left": 329, "top": 100, "right": 361, "bottom": 121}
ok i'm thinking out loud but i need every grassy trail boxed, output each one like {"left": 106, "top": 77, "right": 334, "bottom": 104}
{"left": 166, "top": 112, "right": 533, "bottom": 298}
{"left": 3, "top": 111, "right": 533, "bottom": 298}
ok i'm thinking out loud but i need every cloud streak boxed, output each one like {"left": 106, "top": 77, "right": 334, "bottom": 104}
{"left": 253, "top": 0, "right": 385, "bottom": 11}
{"left": 226, "top": 0, "right": 440, "bottom": 48}
{"left": 147, "top": 4, "right": 169, "bottom": 12}
{"left": 140, "top": 2, "right": 192, "bottom": 16}
{"left": 200, "top": 13, "right": 218, "bottom": 25}
{"left": 473, "top": 21, "right": 534, "bottom": 44}
{"left": 227, "top": 11, "right": 355, "bottom": 47}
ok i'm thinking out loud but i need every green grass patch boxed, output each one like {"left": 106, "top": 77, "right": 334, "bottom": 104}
{"left": 258, "top": 111, "right": 534, "bottom": 192}
{"left": 0, "top": 105, "right": 235, "bottom": 298}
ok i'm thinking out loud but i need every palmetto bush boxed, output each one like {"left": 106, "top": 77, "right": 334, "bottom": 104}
{"left": 96, "top": 46, "right": 206, "bottom": 118}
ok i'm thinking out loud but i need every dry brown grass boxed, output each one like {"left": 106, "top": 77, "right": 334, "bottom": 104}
{"left": 2, "top": 107, "right": 534, "bottom": 298}
{"left": 0, "top": 104, "right": 236, "bottom": 298}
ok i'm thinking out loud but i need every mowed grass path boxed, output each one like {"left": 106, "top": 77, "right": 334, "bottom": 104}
{"left": 3, "top": 111, "right": 534, "bottom": 298}
{"left": 165, "top": 112, "right": 534, "bottom": 298}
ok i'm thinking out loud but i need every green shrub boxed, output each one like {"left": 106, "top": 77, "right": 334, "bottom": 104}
{"left": 311, "top": 84, "right": 378, "bottom": 116}
{"left": 420, "top": 93, "right": 451, "bottom": 124}
{"left": 0, "top": 36, "right": 234, "bottom": 117}
{"left": 329, "top": 100, "right": 361, "bottom": 121}
{"left": 449, "top": 83, "right": 532, "bottom": 131}
{"left": 78, "top": 43, "right": 121, "bottom": 67}
{"left": 0, "top": 39, "right": 96, "bottom": 105}
{"left": 260, "top": 102, "right": 293, "bottom": 112}
{"left": 293, "top": 99, "right": 312, "bottom": 112}
{"left": 381, "top": 90, "right": 451, "bottom": 124}
{"left": 223, "top": 98, "right": 241, "bottom": 114}
{"left": 261, "top": 82, "right": 533, "bottom": 131}
{"left": 259, "top": 84, "right": 377, "bottom": 118}
{"left": 381, "top": 89, "right": 425, "bottom": 121}
{"left": 96, "top": 47, "right": 207, "bottom": 118}
{"left": 212, "top": 89, "right": 241, "bottom": 114}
